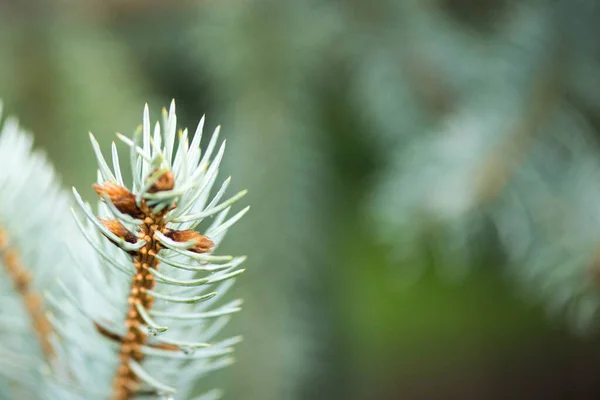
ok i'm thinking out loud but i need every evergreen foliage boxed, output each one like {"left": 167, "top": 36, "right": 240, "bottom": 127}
{"left": 0, "top": 105, "right": 84, "bottom": 399}
{"left": 0, "top": 102, "right": 247, "bottom": 399}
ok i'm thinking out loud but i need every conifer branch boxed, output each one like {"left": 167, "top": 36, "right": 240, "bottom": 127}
{"left": 0, "top": 230, "right": 54, "bottom": 359}
{"left": 0, "top": 103, "right": 91, "bottom": 399}
{"left": 103, "top": 187, "right": 180, "bottom": 399}
{"left": 67, "top": 101, "right": 248, "bottom": 399}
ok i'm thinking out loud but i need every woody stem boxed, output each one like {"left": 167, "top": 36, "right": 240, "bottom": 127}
{"left": 0, "top": 229, "right": 54, "bottom": 360}
{"left": 111, "top": 208, "right": 166, "bottom": 400}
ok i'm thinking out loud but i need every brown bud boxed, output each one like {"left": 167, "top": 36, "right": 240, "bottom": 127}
{"left": 93, "top": 182, "right": 142, "bottom": 217}
{"left": 168, "top": 229, "right": 214, "bottom": 253}
{"left": 100, "top": 219, "right": 138, "bottom": 244}
{"left": 147, "top": 170, "right": 175, "bottom": 193}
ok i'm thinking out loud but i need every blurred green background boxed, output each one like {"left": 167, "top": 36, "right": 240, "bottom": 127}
{"left": 3, "top": 1, "right": 600, "bottom": 399}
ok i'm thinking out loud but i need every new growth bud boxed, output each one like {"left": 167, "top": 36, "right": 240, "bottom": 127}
{"left": 168, "top": 229, "right": 214, "bottom": 253}
{"left": 100, "top": 219, "right": 138, "bottom": 244}
{"left": 147, "top": 170, "right": 175, "bottom": 193}
{"left": 94, "top": 182, "right": 142, "bottom": 217}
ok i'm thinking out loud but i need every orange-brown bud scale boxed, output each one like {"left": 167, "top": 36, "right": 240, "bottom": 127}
{"left": 100, "top": 219, "right": 138, "bottom": 244}
{"left": 147, "top": 170, "right": 175, "bottom": 193}
{"left": 94, "top": 182, "right": 143, "bottom": 218}
{"left": 167, "top": 229, "right": 214, "bottom": 253}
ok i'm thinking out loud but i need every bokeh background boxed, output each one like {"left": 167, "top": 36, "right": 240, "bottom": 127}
{"left": 3, "top": 0, "right": 600, "bottom": 399}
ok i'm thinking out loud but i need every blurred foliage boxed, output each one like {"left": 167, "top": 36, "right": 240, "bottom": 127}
{"left": 3, "top": 0, "right": 600, "bottom": 399}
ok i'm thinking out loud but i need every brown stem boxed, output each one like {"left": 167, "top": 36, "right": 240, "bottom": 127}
{"left": 111, "top": 203, "right": 168, "bottom": 400}
{"left": 0, "top": 229, "right": 54, "bottom": 360}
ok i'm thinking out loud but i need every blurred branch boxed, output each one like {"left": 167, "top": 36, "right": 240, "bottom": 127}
{"left": 474, "top": 52, "right": 564, "bottom": 205}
